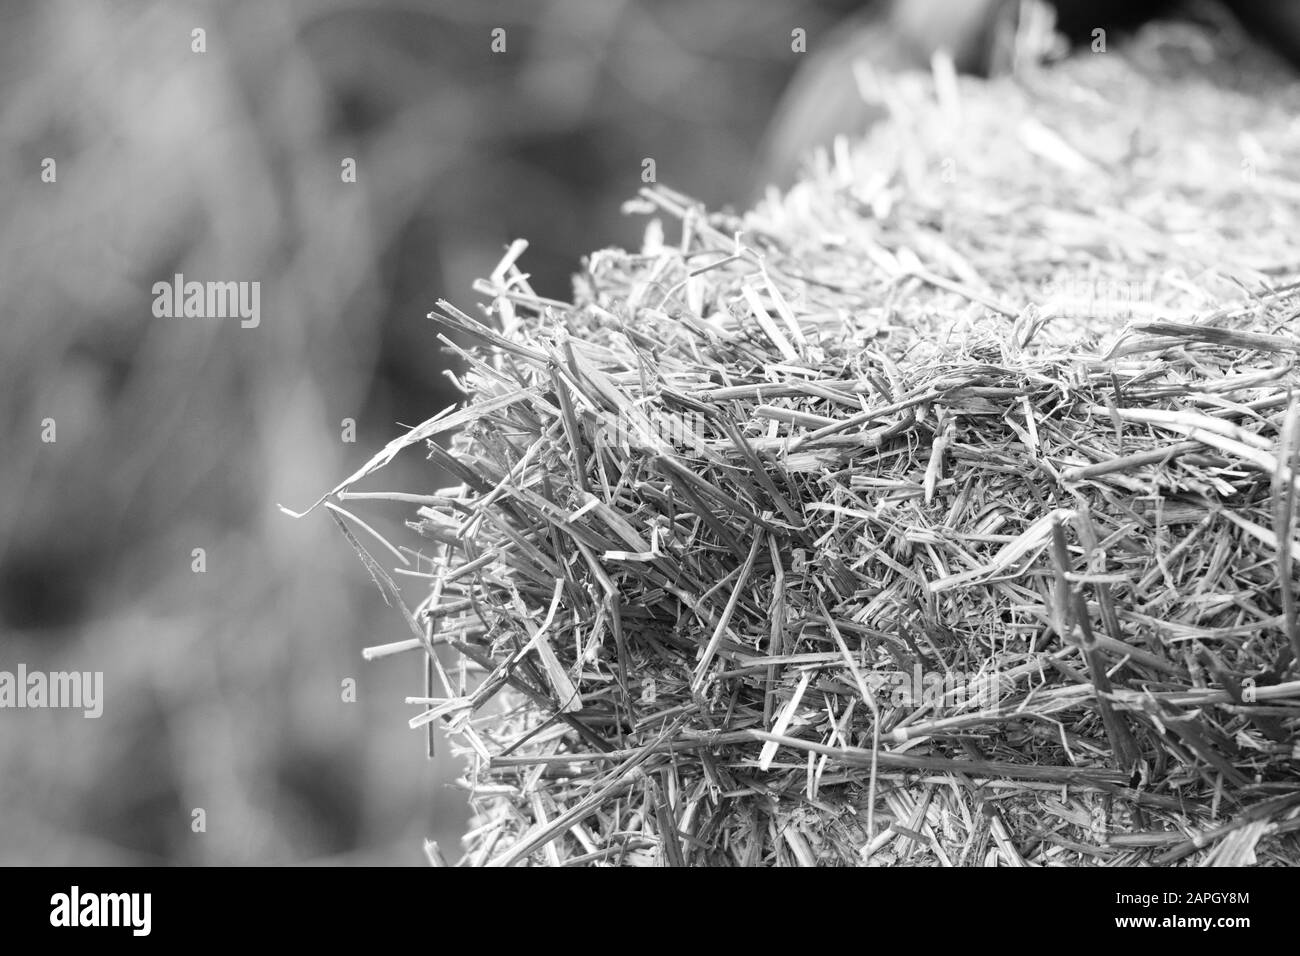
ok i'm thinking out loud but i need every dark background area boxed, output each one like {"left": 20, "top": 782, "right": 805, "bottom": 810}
{"left": 0, "top": 0, "right": 866, "bottom": 864}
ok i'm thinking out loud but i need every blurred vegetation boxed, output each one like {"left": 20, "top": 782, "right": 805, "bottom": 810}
{"left": 0, "top": 0, "right": 857, "bottom": 863}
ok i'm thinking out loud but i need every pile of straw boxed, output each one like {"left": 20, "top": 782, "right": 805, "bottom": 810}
{"left": 334, "top": 24, "right": 1300, "bottom": 865}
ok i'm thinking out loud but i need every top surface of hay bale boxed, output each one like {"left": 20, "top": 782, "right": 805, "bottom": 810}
{"left": 333, "top": 22, "right": 1300, "bottom": 866}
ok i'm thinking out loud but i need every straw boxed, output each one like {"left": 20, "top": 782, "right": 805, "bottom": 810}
{"left": 329, "top": 23, "right": 1300, "bottom": 865}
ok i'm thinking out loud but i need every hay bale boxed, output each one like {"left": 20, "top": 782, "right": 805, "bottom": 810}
{"left": 336, "top": 25, "right": 1300, "bottom": 865}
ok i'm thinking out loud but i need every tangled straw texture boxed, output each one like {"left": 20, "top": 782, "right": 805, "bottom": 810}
{"left": 341, "top": 34, "right": 1300, "bottom": 865}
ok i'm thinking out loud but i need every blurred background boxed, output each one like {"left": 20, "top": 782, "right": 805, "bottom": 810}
{"left": 0, "top": 0, "right": 868, "bottom": 865}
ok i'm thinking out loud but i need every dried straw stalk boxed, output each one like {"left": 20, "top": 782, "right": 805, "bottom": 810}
{"left": 330, "top": 26, "right": 1300, "bottom": 865}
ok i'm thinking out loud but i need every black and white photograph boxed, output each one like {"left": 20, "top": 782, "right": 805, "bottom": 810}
{"left": 1, "top": 0, "right": 1297, "bottom": 921}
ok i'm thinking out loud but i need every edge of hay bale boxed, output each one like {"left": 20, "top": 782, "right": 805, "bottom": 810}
{"left": 334, "top": 24, "right": 1300, "bottom": 866}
